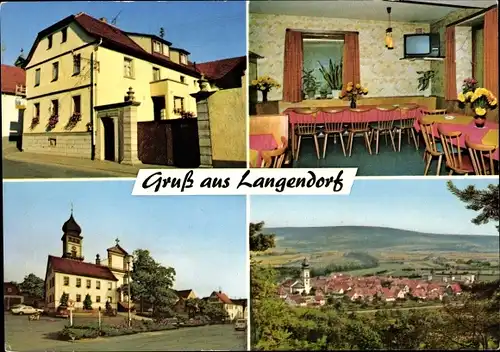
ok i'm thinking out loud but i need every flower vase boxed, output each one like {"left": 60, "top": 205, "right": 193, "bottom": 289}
{"left": 350, "top": 99, "right": 357, "bottom": 109}
{"left": 261, "top": 90, "right": 268, "bottom": 103}
{"left": 474, "top": 116, "right": 486, "bottom": 128}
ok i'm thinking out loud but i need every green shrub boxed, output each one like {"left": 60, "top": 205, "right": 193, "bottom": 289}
{"left": 58, "top": 327, "right": 100, "bottom": 341}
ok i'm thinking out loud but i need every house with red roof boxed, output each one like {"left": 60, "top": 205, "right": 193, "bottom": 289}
{"left": 196, "top": 56, "right": 246, "bottom": 90}
{"left": 1, "top": 64, "right": 26, "bottom": 144}
{"left": 20, "top": 12, "right": 204, "bottom": 161}
{"left": 205, "top": 290, "right": 244, "bottom": 321}
{"left": 44, "top": 210, "right": 133, "bottom": 313}
{"left": 4, "top": 282, "right": 24, "bottom": 310}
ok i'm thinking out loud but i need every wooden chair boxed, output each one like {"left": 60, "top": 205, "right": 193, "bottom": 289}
{"left": 293, "top": 108, "right": 320, "bottom": 161}
{"left": 419, "top": 120, "right": 444, "bottom": 176}
{"left": 370, "top": 106, "right": 397, "bottom": 154}
{"left": 320, "top": 108, "right": 346, "bottom": 158}
{"left": 394, "top": 105, "right": 420, "bottom": 152}
{"left": 261, "top": 137, "right": 288, "bottom": 168}
{"left": 437, "top": 126, "right": 475, "bottom": 175}
{"left": 422, "top": 109, "right": 447, "bottom": 116}
{"left": 465, "top": 136, "right": 496, "bottom": 175}
{"left": 347, "top": 108, "right": 372, "bottom": 157}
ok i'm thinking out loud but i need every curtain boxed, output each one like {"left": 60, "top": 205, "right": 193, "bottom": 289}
{"left": 342, "top": 33, "right": 361, "bottom": 93}
{"left": 444, "top": 26, "right": 457, "bottom": 100}
{"left": 484, "top": 7, "right": 498, "bottom": 99}
{"left": 283, "top": 29, "right": 303, "bottom": 102}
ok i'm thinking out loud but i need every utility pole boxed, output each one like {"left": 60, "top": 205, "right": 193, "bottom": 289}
{"left": 90, "top": 52, "right": 95, "bottom": 160}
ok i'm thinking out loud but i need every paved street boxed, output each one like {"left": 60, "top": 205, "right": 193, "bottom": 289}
{"left": 5, "top": 314, "right": 247, "bottom": 351}
{"left": 3, "top": 159, "right": 115, "bottom": 179}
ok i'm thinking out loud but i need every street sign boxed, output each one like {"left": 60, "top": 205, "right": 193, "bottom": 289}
{"left": 68, "top": 299, "right": 75, "bottom": 307}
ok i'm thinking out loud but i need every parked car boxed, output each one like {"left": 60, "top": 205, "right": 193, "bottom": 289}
{"left": 234, "top": 318, "right": 247, "bottom": 331}
{"left": 11, "top": 305, "right": 43, "bottom": 315}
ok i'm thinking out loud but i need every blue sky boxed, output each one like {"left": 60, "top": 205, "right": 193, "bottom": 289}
{"left": 251, "top": 179, "right": 498, "bottom": 236}
{"left": 0, "top": 1, "right": 246, "bottom": 65}
{"left": 3, "top": 181, "right": 247, "bottom": 298}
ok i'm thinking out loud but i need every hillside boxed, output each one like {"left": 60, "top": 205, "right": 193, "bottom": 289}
{"left": 266, "top": 226, "right": 499, "bottom": 253}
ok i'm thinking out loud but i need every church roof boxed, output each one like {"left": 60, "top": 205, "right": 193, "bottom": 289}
{"left": 47, "top": 255, "right": 118, "bottom": 281}
{"left": 62, "top": 214, "right": 82, "bottom": 236}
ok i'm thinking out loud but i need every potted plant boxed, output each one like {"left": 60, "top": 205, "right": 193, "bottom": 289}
{"left": 339, "top": 82, "right": 368, "bottom": 108}
{"left": 417, "top": 70, "right": 435, "bottom": 97}
{"left": 302, "top": 69, "right": 319, "bottom": 99}
{"left": 250, "top": 75, "right": 281, "bottom": 103}
{"left": 318, "top": 59, "right": 343, "bottom": 98}
{"left": 458, "top": 85, "right": 497, "bottom": 128}
{"left": 319, "top": 85, "right": 329, "bottom": 99}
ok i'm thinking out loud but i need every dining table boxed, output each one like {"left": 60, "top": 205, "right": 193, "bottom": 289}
{"left": 249, "top": 134, "right": 279, "bottom": 167}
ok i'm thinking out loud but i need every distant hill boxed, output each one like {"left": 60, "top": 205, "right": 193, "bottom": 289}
{"left": 266, "top": 226, "right": 499, "bottom": 253}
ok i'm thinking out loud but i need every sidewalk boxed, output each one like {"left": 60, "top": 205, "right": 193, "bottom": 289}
{"left": 3, "top": 148, "right": 174, "bottom": 178}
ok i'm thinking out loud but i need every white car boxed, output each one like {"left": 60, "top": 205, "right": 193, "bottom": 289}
{"left": 11, "top": 305, "right": 43, "bottom": 315}
{"left": 234, "top": 319, "right": 247, "bottom": 331}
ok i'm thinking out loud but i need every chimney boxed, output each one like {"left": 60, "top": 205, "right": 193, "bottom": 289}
{"left": 96, "top": 254, "right": 101, "bottom": 265}
{"left": 99, "top": 17, "right": 107, "bottom": 23}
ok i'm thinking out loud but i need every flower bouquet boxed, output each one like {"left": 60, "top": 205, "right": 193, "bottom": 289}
{"left": 339, "top": 82, "right": 368, "bottom": 108}
{"left": 458, "top": 85, "right": 497, "bottom": 128}
{"left": 250, "top": 75, "right": 281, "bottom": 102}
{"left": 47, "top": 115, "right": 59, "bottom": 130}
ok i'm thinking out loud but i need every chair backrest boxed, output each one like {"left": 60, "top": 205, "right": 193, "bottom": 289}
{"left": 375, "top": 106, "right": 398, "bottom": 129}
{"left": 261, "top": 136, "right": 288, "bottom": 168}
{"left": 418, "top": 120, "right": 441, "bottom": 155}
{"left": 399, "top": 104, "right": 420, "bottom": 119}
{"left": 348, "top": 108, "right": 372, "bottom": 130}
{"left": 465, "top": 136, "right": 497, "bottom": 175}
{"left": 422, "top": 109, "right": 447, "bottom": 116}
{"left": 293, "top": 108, "right": 318, "bottom": 134}
{"left": 437, "top": 125, "right": 464, "bottom": 172}
{"left": 320, "top": 108, "right": 346, "bottom": 131}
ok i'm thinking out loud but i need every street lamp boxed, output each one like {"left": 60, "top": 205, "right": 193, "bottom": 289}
{"left": 126, "top": 255, "right": 133, "bottom": 328}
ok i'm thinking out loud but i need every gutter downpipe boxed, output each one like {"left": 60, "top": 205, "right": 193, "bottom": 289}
{"left": 90, "top": 38, "right": 103, "bottom": 160}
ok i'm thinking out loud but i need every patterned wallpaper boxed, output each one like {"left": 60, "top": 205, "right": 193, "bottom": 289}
{"left": 455, "top": 26, "right": 473, "bottom": 95}
{"left": 249, "top": 13, "right": 431, "bottom": 101}
{"left": 429, "top": 8, "right": 480, "bottom": 97}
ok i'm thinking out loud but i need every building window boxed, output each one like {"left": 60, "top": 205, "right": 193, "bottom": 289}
{"left": 52, "top": 62, "right": 59, "bottom": 81}
{"left": 63, "top": 276, "right": 69, "bottom": 286}
{"left": 180, "top": 54, "right": 188, "bottom": 65}
{"left": 180, "top": 76, "right": 185, "bottom": 83}
{"left": 73, "top": 54, "right": 81, "bottom": 75}
{"left": 86, "top": 280, "right": 91, "bottom": 289}
{"left": 153, "top": 40, "right": 162, "bottom": 53}
{"left": 108, "top": 296, "right": 113, "bottom": 303}
{"left": 61, "top": 27, "right": 68, "bottom": 43}
{"left": 76, "top": 294, "right": 81, "bottom": 303}
{"left": 76, "top": 278, "right": 81, "bottom": 288}
{"left": 96, "top": 296, "right": 101, "bottom": 303}
{"left": 108, "top": 282, "right": 112, "bottom": 290}
{"left": 47, "top": 34, "right": 53, "bottom": 49}
{"left": 35, "top": 69, "right": 41, "bottom": 87}
{"left": 153, "top": 67, "right": 160, "bottom": 81}
{"left": 73, "top": 95, "right": 81, "bottom": 114}
{"left": 96, "top": 281, "right": 101, "bottom": 289}
{"left": 34, "top": 103, "right": 40, "bottom": 118}
{"left": 51, "top": 100, "right": 59, "bottom": 117}
{"left": 163, "top": 44, "right": 169, "bottom": 56}
{"left": 124, "top": 57, "right": 134, "bottom": 78}
{"left": 174, "top": 96, "right": 184, "bottom": 112}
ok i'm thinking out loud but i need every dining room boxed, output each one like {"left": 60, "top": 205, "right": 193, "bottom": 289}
{"left": 248, "top": 0, "right": 498, "bottom": 176}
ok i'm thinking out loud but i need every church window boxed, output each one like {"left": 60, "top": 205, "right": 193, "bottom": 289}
{"left": 63, "top": 276, "right": 69, "bottom": 286}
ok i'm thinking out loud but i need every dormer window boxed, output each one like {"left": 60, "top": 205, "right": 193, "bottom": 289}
{"left": 61, "top": 28, "right": 68, "bottom": 43}
{"left": 163, "top": 44, "right": 169, "bottom": 57}
{"left": 47, "top": 34, "right": 53, "bottom": 49}
{"left": 153, "top": 40, "right": 162, "bottom": 53}
{"left": 180, "top": 54, "right": 188, "bottom": 65}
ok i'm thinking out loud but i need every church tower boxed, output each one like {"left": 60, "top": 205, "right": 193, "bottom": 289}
{"left": 301, "top": 257, "right": 311, "bottom": 295}
{"left": 61, "top": 209, "right": 84, "bottom": 261}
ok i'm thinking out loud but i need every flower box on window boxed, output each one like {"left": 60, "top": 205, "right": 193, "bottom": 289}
{"left": 47, "top": 115, "right": 59, "bottom": 130}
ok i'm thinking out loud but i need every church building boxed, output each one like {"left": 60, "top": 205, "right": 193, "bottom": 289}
{"left": 44, "top": 211, "right": 133, "bottom": 313}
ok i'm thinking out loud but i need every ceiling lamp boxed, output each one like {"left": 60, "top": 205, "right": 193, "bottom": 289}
{"left": 385, "top": 7, "right": 394, "bottom": 50}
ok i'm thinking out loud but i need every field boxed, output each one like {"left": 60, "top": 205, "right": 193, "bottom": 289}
{"left": 255, "top": 226, "right": 499, "bottom": 281}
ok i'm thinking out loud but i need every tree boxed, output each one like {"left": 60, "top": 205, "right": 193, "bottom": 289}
{"left": 159, "top": 27, "right": 165, "bottom": 38}
{"left": 83, "top": 294, "right": 92, "bottom": 310}
{"left": 447, "top": 181, "right": 499, "bottom": 230}
{"left": 130, "top": 249, "right": 177, "bottom": 319}
{"left": 19, "top": 273, "right": 44, "bottom": 299}
{"left": 250, "top": 222, "right": 275, "bottom": 252}
{"left": 203, "top": 302, "right": 229, "bottom": 322}
{"left": 59, "top": 292, "right": 69, "bottom": 309}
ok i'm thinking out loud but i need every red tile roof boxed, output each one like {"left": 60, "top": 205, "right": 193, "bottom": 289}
{"left": 210, "top": 291, "right": 233, "bottom": 305}
{"left": 4, "top": 282, "right": 22, "bottom": 296}
{"left": 48, "top": 255, "right": 118, "bottom": 281}
{"left": 1, "top": 65, "right": 25, "bottom": 94}
{"left": 196, "top": 56, "right": 246, "bottom": 81}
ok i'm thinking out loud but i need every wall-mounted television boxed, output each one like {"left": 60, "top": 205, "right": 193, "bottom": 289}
{"left": 403, "top": 33, "right": 441, "bottom": 58}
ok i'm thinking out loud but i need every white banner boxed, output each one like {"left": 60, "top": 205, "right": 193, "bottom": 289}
{"left": 132, "top": 168, "right": 357, "bottom": 195}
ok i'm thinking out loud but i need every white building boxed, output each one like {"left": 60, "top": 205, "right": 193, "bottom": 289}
{"left": 1, "top": 64, "right": 25, "bottom": 145}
